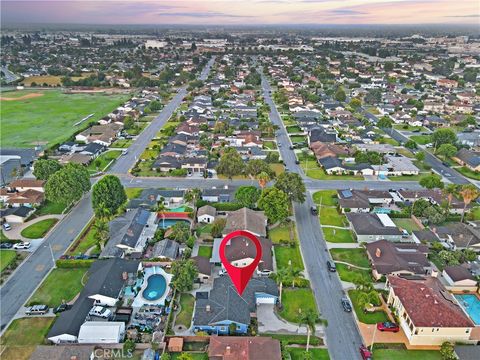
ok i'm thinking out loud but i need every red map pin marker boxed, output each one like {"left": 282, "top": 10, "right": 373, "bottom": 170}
{"left": 219, "top": 230, "right": 263, "bottom": 296}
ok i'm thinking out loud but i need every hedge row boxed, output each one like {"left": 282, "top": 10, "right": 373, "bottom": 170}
{"left": 56, "top": 259, "right": 94, "bottom": 268}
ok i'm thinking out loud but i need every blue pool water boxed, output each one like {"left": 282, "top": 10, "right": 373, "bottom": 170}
{"left": 168, "top": 206, "right": 186, "bottom": 212}
{"left": 455, "top": 294, "right": 480, "bottom": 325}
{"left": 142, "top": 274, "right": 167, "bottom": 301}
{"left": 158, "top": 219, "right": 189, "bottom": 229}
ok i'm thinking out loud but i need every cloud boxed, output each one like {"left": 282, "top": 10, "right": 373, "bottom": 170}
{"left": 156, "top": 11, "right": 254, "bottom": 19}
{"left": 330, "top": 9, "right": 367, "bottom": 15}
{"left": 445, "top": 14, "right": 480, "bottom": 17}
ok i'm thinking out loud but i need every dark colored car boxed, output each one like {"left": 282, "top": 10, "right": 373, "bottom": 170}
{"left": 327, "top": 260, "right": 337, "bottom": 272}
{"left": 341, "top": 297, "right": 352, "bottom": 312}
{"left": 0, "top": 242, "right": 13, "bottom": 249}
{"left": 289, "top": 145, "right": 294, "bottom": 150}
{"left": 59, "top": 255, "right": 74, "bottom": 260}
{"left": 377, "top": 321, "right": 400, "bottom": 332}
{"left": 53, "top": 303, "right": 72, "bottom": 314}
{"left": 311, "top": 206, "right": 318, "bottom": 215}
{"left": 295, "top": 160, "right": 300, "bottom": 165}
{"left": 74, "top": 254, "right": 89, "bottom": 260}
{"left": 442, "top": 162, "right": 451, "bottom": 167}
{"left": 359, "top": 345, "right": 372, "bottom": 360}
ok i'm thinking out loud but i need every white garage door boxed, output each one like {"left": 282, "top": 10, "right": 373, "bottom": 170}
{"left": 256, "top": 296, "right": 276, "bottom": 304}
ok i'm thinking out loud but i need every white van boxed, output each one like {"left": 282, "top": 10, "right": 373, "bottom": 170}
{"left": 89, "top": 306, "right": 112, "bottom": 319}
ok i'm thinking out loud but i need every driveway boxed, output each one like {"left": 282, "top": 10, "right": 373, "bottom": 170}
{"left": 257, "top": 304, "right": 324, "bottom": 336}
{"left": 3, "top": 214, "right": 63, "bottom": 242}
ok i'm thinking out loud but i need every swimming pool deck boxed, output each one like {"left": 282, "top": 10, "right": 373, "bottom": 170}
{"left": 132, "top": 266, "right": 173, "bottom": 308}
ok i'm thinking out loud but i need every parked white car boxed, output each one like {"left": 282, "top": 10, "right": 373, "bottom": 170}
{"left": 2, "top": 223, "right": 12, "bottom": 231}
{"left": 89, "top": 306, "right": 112, "bottom": 319}
{"left": 13, "top": 242, "right": 31, "bottom": 250}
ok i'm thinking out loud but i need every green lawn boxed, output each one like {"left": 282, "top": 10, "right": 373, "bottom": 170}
{"left": 286, "top": 125, "right": 302, "bottom": 133}
{"left": 68, "top": 222, "right": 99, "bottom": 255}
{"left": 379, "top": 137, "right": 400, "bottom": 146}
{"left": 263, "top": 141, "right": 277, "bottom": 150}
{"left": 175, "top": 293, "right": 195, "bottom": 328}
{"left": 305, "top": 165, "right": 361, "bottom": 180}
{"left": 456, "top": 166, "right": 480, "bottom": 180}
{"left": 319, "top": 207, "right": 348, "bottom": 227}
{"left": 86, "top": 150, "right": 121, "bottom": 173}
{"left": 269, "top": 223, "right": 296, "bottom": 244}
{"left": 389, "top": 174, "right": 429, "bottom": 181}
{"left": 0, "top": 250, "right": 17, "bottom": 272}
{"left": 336, "top": 263, "right": 372, "bottom": 284}
{"left": 393, "top": 124, "right": 427, "bottom": 132}
{"left": 312, "top": 190, "right": 338, "bottom": 206}
{"left": 274, "top": 245, "right": 304, "bottom": 270}
{"left": 197, "top": 246, "right": 213, "bottom": 258}
{"left": 410, "top": 135, "right": 431, "bottom": 145}
{"left": 125, "top": 187, "right": 143, "bottom": 199}
{"left": 170, "top": 353, "right": 208, "bottom": 360}
{"left": 1, "top": 90, "right": 129, "bottom": 148}
{"left": 290, "top": 135, "right": 307, "bottom": 143}
{"left": 20, "top": 218, "right": 58, "bottom": 239}
{"left": 322, "top": 228, "right": 356, "bottom": 243}
{"left": 0, "top": 317, "right": 56, "bottom": 360}
{"left": 279, "top": 288, "right": 318, "bottom": 323}
{"left": 34, "top": 201, "right": 67, "bottom": 216}
{"left": 288, "top": 348, "right": 330, "bottom": 360}
{"left": 373, "top": 347, "right": 441, "bottom": 360}
{"left": 111, "top": 139, "right": 132, "bottom": 148}
{"left": 348, "top": 290, "right": 388, "bottom": 324}
{"left": 469, "top": 207, "right": 480, "bottom": 221}
{"left": 330, "top": 248, "right": 370, "bottom": 268}
{"left": 270, "top": 163, "right": 285, "bottom": 176}
{"left": 263, "top": 333, "right": 323, "bottom": 346}
{"left": 28, "top": 268, "right": 88, "bottom": 307}
{"left": 393, "top": 218, "right": 421, "bottom": 233}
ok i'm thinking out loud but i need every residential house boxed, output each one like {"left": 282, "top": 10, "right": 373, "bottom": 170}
{"left": 365, "top": 240, "right": 431, "bottom": 280}
{"left": 77, "top": 322, "right": 125, "bottom": 344}
{"left": 0, "top": 155, "right": 22, "bottom": 186}
{"left": 6, "top": 189, "right": 44, "bottom": 207}
{"left": 346, "top": 213, "right": 404, "bottom": 243}
{"left": 308, "top": 128, "right": 337, "bottom": 145}
{"left": 222, "top": 207, "right": 267, "bottom": 238}
{"left": 431, "top": 223, "right": 480, "bottom": 250}
{"left": 442, "top": 265, "right": 478, "bottom": 291}
{"left": 319, "top": 156, "right": 374, "bottom": 176}
{"left": 0, "top": 206, "right": 34, "bottom": 223}
{"left": 8, "top": 179, "right": 45, "bottom": 193}
{"left": 386, "top": 276, "right": 475, "bottom": 346}
{"left": 208, "top": 336, "right": 282, "bottom": 360}
{"left": 337, "top": 189, "right": 394, "bottom": 213}
{"left": 310, "top": 142, "right": 348, "bottom": 161}
{"left": 197, "top": 205, "right": 216, "bottom": 223}
{"left": 396, "top": 189, "right": 466, "bottom": 214}
{"left": 201, "top": 187, "right": 234, "bottom": 203}
{"left": 192, "top": 276, "right": 278, "bottom": 335}
{"left": 453, "top": 148, "right": 480, "bottom": 172}
{"left": 372, "top": 155, "right": 419, "bottom": 176}
{"left": 151, "top": 239, "right": 179, "bottom": 261}
{"left": 192, "top": 255, "right": 212, "bottom": 283}
{"left": 29, "top": 345, "right": 95, "bottom": 360}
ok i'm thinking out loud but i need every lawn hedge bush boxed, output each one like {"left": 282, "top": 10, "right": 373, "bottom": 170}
{"left": 56, "top": 259, "right": 94, "bottom": 268}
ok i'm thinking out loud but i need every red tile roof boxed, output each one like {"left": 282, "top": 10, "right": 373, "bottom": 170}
{"left": 208, "top": 336, "right": 281, "bottom": 360}
{"left": 388, "top": 276, "right": 474, "bottom": 328}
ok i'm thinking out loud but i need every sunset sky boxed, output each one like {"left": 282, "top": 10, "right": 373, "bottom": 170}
{"left": 2, "top": 0, "right": 479, "bottom": 25}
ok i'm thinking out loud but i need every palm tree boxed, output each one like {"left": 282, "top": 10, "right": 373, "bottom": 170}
{"left": 288, "top": 267, "right": 302, "bottom": 288}
{"left": 257, "top": 171, "right": 270, "bottom": 189}
{"left": 459, "top": 184, "right": 480, "bottom": 222}
{"left": 442, "top": 184, "right": 459, "bottom": 210}
{"left": 272, "top": 268, "right": 291, "bottom": 304}
{"left": 93, "top": 219, "right": 109, "bottom": 250}
{"left": 184, "top": 188, "right": 201, "bottom": 219}
{"left": 153, "top": 199, "right": 167, "bottom": 228}
{"left": 298, "top": 310, "right": 327, "bottom": 352}
{"left": 95, "top": 203, "right": 111, "bottom": 221}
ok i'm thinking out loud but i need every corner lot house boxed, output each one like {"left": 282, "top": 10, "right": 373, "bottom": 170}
{"left": 346, "top": 213, "right": 403, "bottom": 242}
{"left": 386, "top": 276, "right": 475, "bottom": 346}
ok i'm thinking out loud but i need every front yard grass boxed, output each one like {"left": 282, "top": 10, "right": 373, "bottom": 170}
{"left": 0, "top": 317, "right": 55, "bottom": 360}
{"left": 28, "top": 268, "right": 89, "bottom": 307}
{"left": 270, "top": 163, "right": 285, "bottom": 176}
{"left": 34, "top": 201, "right": 67, "bottom": 216}
{"left": 319, "top": 207, "right": 347, "bottom": 227}
{"left": 0, "top": 250, "right": 17, "bottom": 273}
{"left": 322, "top": 228, "right": 356, "bottom": 243}
{"left": 288, "top": 348, "right": 330, "bottom": 360}
{"left": 279, "top": 288, "right": 317, "bottom": 323}
{"left": 348, "top": 290, "right": 388, "bottom": 324}
{"left": 111, "top": 139, "right": 132, "bottom": 148}
{"left": 197, "top": 245, "right": 213, "bottom": 259}
{"left": 175, "top": 293, "right": 195, "bottom": 328}
{"left": 274, "top": 245, "right": 304, "bottom": 270}
{"left": 269, "top": 223, "right": 296, "bottom": 244}
{"left": 20, "top": 218, "right": 58, "bottom": 239}
{"left": 393, "top": 218, "right": 421, "bottom": 233}
{"left": 330, "top": 248, "right": 370, "bottom": 268}
{"left": 87, "top": 150, "right": 122, "bottom": 174}
{"left": 263, "top": 141, "right": 277, "bottom": 150}
{"left": 286, "top": 125, "right": 302, "bottom": 133}
{"left": 299, "top": 157, "right": 361, "bottom": 181}
{"left": 290, "top": 135, "right": 307, "bottom": 143}
{"left": 336, "top": 263, "right": 372, "bottom": 284}
{"left": 125, "top": 187, "right": 143, "bottom": 199}
{"left": 373, "top": 347, "right": 441, "bottom": 360}
{"left": 67, "top": 221, "right": 99, "bottom": 255}
{"left": 456, "top": 166, "right": 480, "bottom": 180}
{"left": 410, "top": 135, "right": 431, "bottom": 145}
{"left": 389, "top": 174, "right": 429, "bottom": 182}
{"left": 263, "top": 333, "right": 323, "bottom": 346}
{"left": 312, "top": 190, "right": 338, "bottom": 206}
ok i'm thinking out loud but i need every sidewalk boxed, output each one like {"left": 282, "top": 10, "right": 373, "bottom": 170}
{"left": 3, "top": 214, "right": 63, "bottom": 241}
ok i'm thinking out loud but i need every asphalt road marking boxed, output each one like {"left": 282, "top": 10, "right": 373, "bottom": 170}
{"left": 68, "top": 229, "right": 74, "bottom": 234}
{"left": 35, "top": 264, "right": 45, "bottom": 272}
{"left": 52, "top": 245, "right": 62, "bottom": 251}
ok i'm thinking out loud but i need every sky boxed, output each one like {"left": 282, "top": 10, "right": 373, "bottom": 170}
{"left": 1, "top": 0, "right": 479, "bottom": 25}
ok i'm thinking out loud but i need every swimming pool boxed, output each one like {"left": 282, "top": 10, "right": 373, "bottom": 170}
{"left": 168, "top": 206, "right": 186, "bottom": 212}
{"left": 158, "top": 219, "right": 190, "bottom": 229}
{"left": 142, "top": 274, "right": 167, "bottom": 301}
{"left": 455, "top": 294, "right": 480, "bottom": 325}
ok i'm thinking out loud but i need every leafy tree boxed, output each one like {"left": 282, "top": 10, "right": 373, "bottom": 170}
{"left": 33, "top": 159, "right": 62, "bottom": 180}
{"left": 364, "top": 89, "right": 382, "bottom": 105}
{"left": 160, "top": 353, "right": 171, "bottom": 360}
{"left": 235, "top": 186, "right": 261, "bottom": 208}
{"left": 436, "top": 143, "right": 457, "bottom": 159}
{"left": 404, "top": 140, "right": 417, "bottom": 150}
{"left": 123, "top": 339, "right": 135, "bottom": 353}
{"left": 415, "top": 151, "right": 426, "bottom": 162}
{"left": 354, "top": 151, "right": 384, "bottom": 165}
{"left": 258, "top": 187, "right": 289, "bottom": 224}
{"left": 440, "top": 342, "right": 456, "bottom": 360}
{"left": 123, "top": 116, "right": 134, "bottom": 130}
{"left": 45, "top": 163, "right": 90, "bottom": 206}
{"left": 334, "top": 87, "right": 346, "bottom": 102}
{"left": 384, "top": 62, "right": 395, "bottom": 71}
{"left": 423, "top": 206, "right": 446, "bottom": 225}
{"left": 274, "top": 172, "right": 306, "bottom": 203}
{"left": 377, "top": 116, "right": 393, "bottom": 129}
{"left": 216, "top": 148, "right": 245, "bottom": 180}
{"left": 211, "top": 218, "right": 226, "bottom": 238}
{"left": 256, "top": 171, "right": 271, "bottom": 189}
{"left": 265, "top": 152, "right": 280, "bottom": 164}
{"left": 349, "top": 98, "right": 362, "bottom": 109}
{"left": 246, "top": 159, "right": 274, "bottom": 178}
{"left": 431, "top": 128, "right": 457, "bottom": 147}
{"left": 438, "top": 250, "right": 460, "bottom": 266}
{"left": 171, "top": 259, "right": 198, "bottom": 292}
{"left": 443, "top": 184, "right": 459, "bottom": 209}
{"left": 419, "top": 174, "right": 444, "bottom": 190}
{"left": 169, "top": 221, "right": 191, "bottom": 244}
{"left": 92, "top": 175, "right": 127, "bottom": 216}
{"left": 459, "top": 184, "right": 480, "bottom": 222}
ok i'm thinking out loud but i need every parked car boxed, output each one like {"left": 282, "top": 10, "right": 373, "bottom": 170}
{"left": 2, "top": 223, "right": 12, "bottom": 231}
{"left": 0, "top": 242, "right": 13, "bottom": 249}
{"left": 26, "top": 305, "right": 49, "bottom": 315}
{"left": 295, "top": 159, "right": 300, "bottom": 164}
{"left": 289, "top": 145, "right": 294, "bottom": 150}
{"left": 442, "top": 161, "right": 451, "bottom": 167}
{"left": 53, "top": 303, "right": 72, "bottom": 314}
{"left": 359, "top": 345, "right": 372, "bottom": 360}
{"left": 327, "top": 260, "right": 337, "bottom": 272}
{"left": 219, "top": 269, "right": 227, "bottom": 276}
{"left": 341, "top": 297, "right": 352, "bottom": 312}
{"left": 122, "top": 149, "right": 128, "bottom": 155}
{"left": 377, "top": 322, "right": 400, "bottom": 332}
{"left": 13, "top": 242, "right": 31, "bottom": 250}
{"left": 89, "top": 306, "right": 112, "bottom": 319}
{"left": 74, "top": 254, "right": 89, "bottom": 260}
{"left": 59, "top": 255, "right": 74, "bottom": 260}
{"left": 310, "top": 206, "right": 318, "bottom": 215}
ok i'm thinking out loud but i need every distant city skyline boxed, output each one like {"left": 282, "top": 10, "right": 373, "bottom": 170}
{"left": 1, "top": 0, "right": 479, "bottom": 25}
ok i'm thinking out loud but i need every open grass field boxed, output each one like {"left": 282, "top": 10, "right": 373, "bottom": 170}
{"left": 279, "top": 288, "right": 318, "bottom": 323}
{"left": 0, "top": 250, "right": 17, "bottom": 273}
{"left": 175, "top": 293, "right": 195, "bottom": 328}
{"left": 410, "top": 135, "right": 431, "bottom": 145}
{"left": 0, "top": 317, "right": 55, "bottom": 360}
{"left": 1, "top": 90, "right": 129, "bottom": 148}
{"left": 20, "top": 218, "right": 58, "bottom": 239}
{"left": 27, "top": 268, "right": 88, "bottom": 307}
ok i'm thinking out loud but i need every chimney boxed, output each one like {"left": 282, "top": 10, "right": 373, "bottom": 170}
{"left": 225, "top": 346, "right": 231, "bottom": 355}
{"left": 206, "top": 305, "right": 210, "bottom": 312}
{"left": 375, "top": 248, "right": 382, "bottom": 258}
{"left": 122, "top": 272, "right": 128, "bottom": 280}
